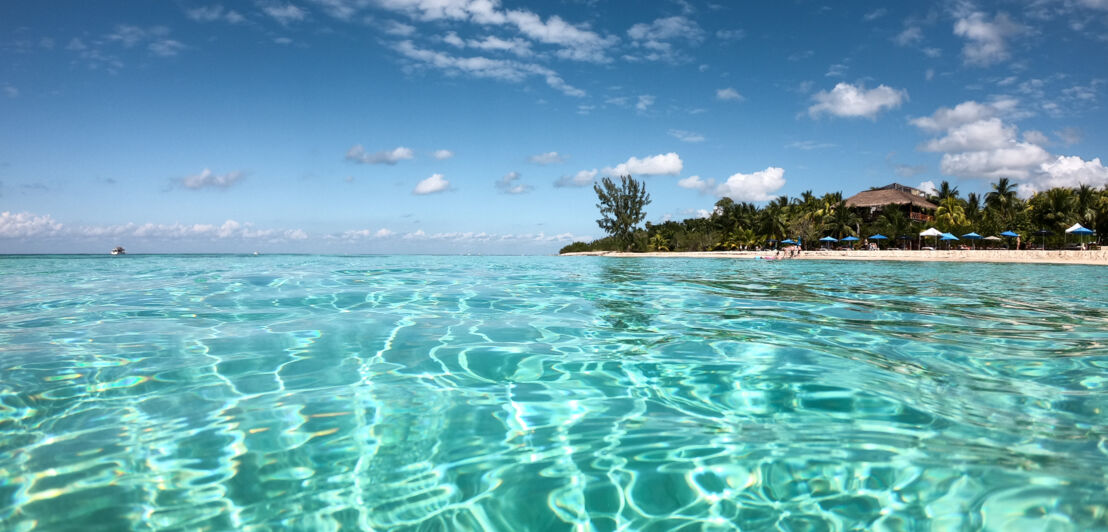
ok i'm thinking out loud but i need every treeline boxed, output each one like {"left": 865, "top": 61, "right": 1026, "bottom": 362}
{"left": 561, "top": 178, "right": 1107, "bottom": 253}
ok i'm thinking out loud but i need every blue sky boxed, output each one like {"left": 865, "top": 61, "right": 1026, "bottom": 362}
{"left": 2, "top": 0, "right": 1107, "bottom": 253}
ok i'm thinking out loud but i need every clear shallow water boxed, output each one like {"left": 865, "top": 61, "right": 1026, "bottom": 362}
{"left": 1, "top": 255, "right": 1107, "bottom": 531}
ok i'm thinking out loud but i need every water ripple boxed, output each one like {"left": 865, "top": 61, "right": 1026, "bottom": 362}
{"left": 1, "top": 255, "right": 1107, "bottom": 530}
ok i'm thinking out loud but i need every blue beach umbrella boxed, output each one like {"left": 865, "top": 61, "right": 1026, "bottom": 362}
{"left": 819, "top": 235, "right": 837, "bottom": 249}
{"left": 840, "top": 235, "right": 859, "bottom": 249}
{"left": 940, "top": 233, "right": 959, "bottom": 240}
{"left": 869, "top": 234, "right": 888, "bottom": 240}
{"left": 781, "top": 239, "right": 796, "bottom": 245}
{"left": 1000, "top": 230, "right": 1019, "bottom": 237}
{"left": 961, "top": 232, "right": 982, "bottom": 249}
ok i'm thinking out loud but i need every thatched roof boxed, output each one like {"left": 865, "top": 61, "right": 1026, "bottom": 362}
{"left": 845, "top": 188, "right": 937, "bottom": 210}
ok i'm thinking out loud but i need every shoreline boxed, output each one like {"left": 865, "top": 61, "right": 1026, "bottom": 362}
{"left": 562, "top": 249, "right": 1108, "bottom": 266}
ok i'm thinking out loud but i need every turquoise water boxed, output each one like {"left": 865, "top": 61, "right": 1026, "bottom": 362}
{"left": 1, "top": 255, "right": 1107, "bottom": 531}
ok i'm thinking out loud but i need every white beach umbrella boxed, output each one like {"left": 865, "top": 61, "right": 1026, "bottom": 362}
{"left": 919, "top": 227, "right": 942, "bottom": 249}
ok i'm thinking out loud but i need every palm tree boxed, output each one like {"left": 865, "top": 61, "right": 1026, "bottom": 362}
{"left": 935, "top": 196, "right": 967, "bottom": 233}
{"left": 823, "top": 200, "right": 860, "bottom": 238}
{"left": 964, "top": 192, "right": 982, "bottom": 229}
{"left": 1075, "top": 184, "right": 1098, "bottom": 228}
{"left": 985, "top": 177, "right": 1019, "bottom": 229}
{"left": 877, "top": 208, "right": 911, "bottom": 244}
{"left": 759, "top": 196, "right": 790, "bottom": 242}
{"left": 935, "top": 180, "right": 960, "bottom": 202}
{"left": 1030, "top": 188, "right": 1076, "bottom": 235}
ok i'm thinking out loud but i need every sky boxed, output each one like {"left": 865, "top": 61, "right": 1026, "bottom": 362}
{"left": 2, "top": 0, "right": 1108, "bottom": 254}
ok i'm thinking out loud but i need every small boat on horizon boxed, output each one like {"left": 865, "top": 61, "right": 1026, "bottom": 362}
{"left": 111, "top": 246, "right": 126, "bottom": 255}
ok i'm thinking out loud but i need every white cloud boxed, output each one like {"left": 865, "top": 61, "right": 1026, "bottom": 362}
{"left": 148, "top": 39, "right": 185, "bottom": 57}
{"left": 556, "top": 153, "right": 682, "bottom": 188}
{"left": 346, "top": 145, "right": 415, "bottom": 165}
{"left": 377, "top": 1, "right": 616, "bottom": 62}
{"left": 181, "top": 168, "right": 246, "bottom": 190}
{"left": 1023, "top": 130, "right": 1050, "bottom": 146}
{"left": 554, "top": 168, "right": 598, "bottom": 188}
{"left": 918, "top": 180, "right": 938, "bottom": 195}
{"left": 262, "top": 3, "right": 307, "bottom": 24}
{"left": 864, "top": 8, "right": 888, "bottom": 21}
{"left": 716, "top": 29, "right": 745, "bottom": 40}
{"left": 894, "top": 26, "right": 923, "bottom": 46}
{"left": 908, "top": 98, "right": 1018, "bottom": 132}
{"left": 2, "top": 84, "right": 18, "bottom": 98}
{"left": 920, "top": 118, "right": 1017, "bottom": 152}
{"left": 495, "top": 171, "right": 532, "bottom": 194}
{"left": 432, "top": 149, "right": 454, "bottom": 160}
{"left": 636, "top": 94, "right": 655, "bottom": 111}
{"left": 394, "top": 40, "right": 585, "bottom": 97}
{"left": 808, "top": 82, "right": 907, "bottom": 119}
{"left": 285, "top": 229, "right": 309, "bottom": 240}
{"left": 606, "top": 152, "right": 683, "bottom": 176}
{"left": 713, "top": 167, "right": 787, "bottom": 201}
{"left": 0, "top": 211, "right": 64, "bottom": 238}
{"left": 953, "top": 12, "right": 1025, "bottom": 67}
{"left": 186, "top": 6, "right": 245, "bottom": 23}
{"left": 668, "top": 129, "right": 705, "bottom": 143}
{"left": 716, "top": 87, "right": 744, "bottom": 101}
{"left": 627, "top": 16, "right": 702, "bottom": 41}
{"left": 384, "top": 20, "right": 416, "bottom": 36}
{"left": 1037, "top": 155, "right": 1108, "bottom": 190}
{"left": 677, "top": 175, "right": 713, "bottom": 192}
{"left": 626, "top": 16, "right": 704, "bottom": 61}
{"left": 528, "top": 151, "right": 565, "bottom": 165}
{"left": 413, "top": 173, "right": 450, "bottom": 194}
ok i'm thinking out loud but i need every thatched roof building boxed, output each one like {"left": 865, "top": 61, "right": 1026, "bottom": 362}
{"left": 845, "top": 183, "right": 937, "bottom": 210}
{"left": 845, "top": 183, "right": 937, "bottom": 222}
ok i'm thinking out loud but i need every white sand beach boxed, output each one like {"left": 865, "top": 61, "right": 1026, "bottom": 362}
{"left": 563, "top": 249, "right": 1108, "bottom": 266}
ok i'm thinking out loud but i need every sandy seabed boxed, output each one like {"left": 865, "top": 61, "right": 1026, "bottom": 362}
{"left": 562, "top": 249, "right": 1108, "bottom": 266}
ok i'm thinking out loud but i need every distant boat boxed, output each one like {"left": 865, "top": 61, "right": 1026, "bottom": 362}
{"left": 111, "top": 246, "right": 126, "bottom": 255}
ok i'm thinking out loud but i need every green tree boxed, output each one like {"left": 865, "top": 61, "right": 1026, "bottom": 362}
{"left": 935, "top": 196, "right": 967, "bottom": 233}
{"left": 985, "top": 177, "right": 1019, "bottom": 229}
{"left": 594, "top": 175, "right": 652, "bottom": 251}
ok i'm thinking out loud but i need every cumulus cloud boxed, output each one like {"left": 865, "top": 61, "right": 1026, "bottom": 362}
{"left": 557, "top": 153, "right": 683, "bottom": 187}
{"left": 716, "top": 87, "right": 744, "bottom": 101}
{"left": 920, "top": 118, "right": 1017, "bottom": 152}
{"left": 668, "top": 129, "right": 705, "bottom": 143}
{"left": 432, "top": 149, "right": 454, "bottom": 160}
{"left": 679, "top": 168, "right": 787, "bottom": 201}
{"left": 912, "top": 99, "right": 1108, "bottom": 192}
{"left": 636, "top": 94, "right": 655, "bottom": 111}
{"left": 528, "top": 151, "right": 565, "bottom": 165}
{"left": 953, "top": 12, "right": 1025, "bottom": 67}
{"left": 808, "top": 82, "right": 907, "bottom": 119}
{"left": 1038, "top": 156, "right": 1108, "bottom": 190}
{"left": 917, "top": 180, "right": 938, "bottom": 195}
{"left": 908, "top": 98, "right": 1019, "bottom": 132}
{"left": 394, "top": 40, "right": 585, "bottom": 97}
{"left": 0, "top": 211, "right": 64, "bottom": 238}
{"left": 413, "top": 173, "right": 450, "bottom": 194}
{"left": 0, "top": 211, "right": 312, "bottom": 242}
{"left": 495, "top": 171, "right": 532, "bottom": 194}
{"left": 346, "top": 145, "right": 415, "bottom": 165}
{"left": 180, "top": 169, "right": 246, "bottom": 190}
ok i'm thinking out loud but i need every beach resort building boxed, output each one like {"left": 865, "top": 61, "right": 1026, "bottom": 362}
{"left": 845, "top": 183, "right": 937, "bottom": 223}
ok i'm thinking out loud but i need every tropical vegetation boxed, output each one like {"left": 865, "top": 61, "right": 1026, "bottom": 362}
{"left": 561, "top": 177, "right": 1108, "bottom": 253}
